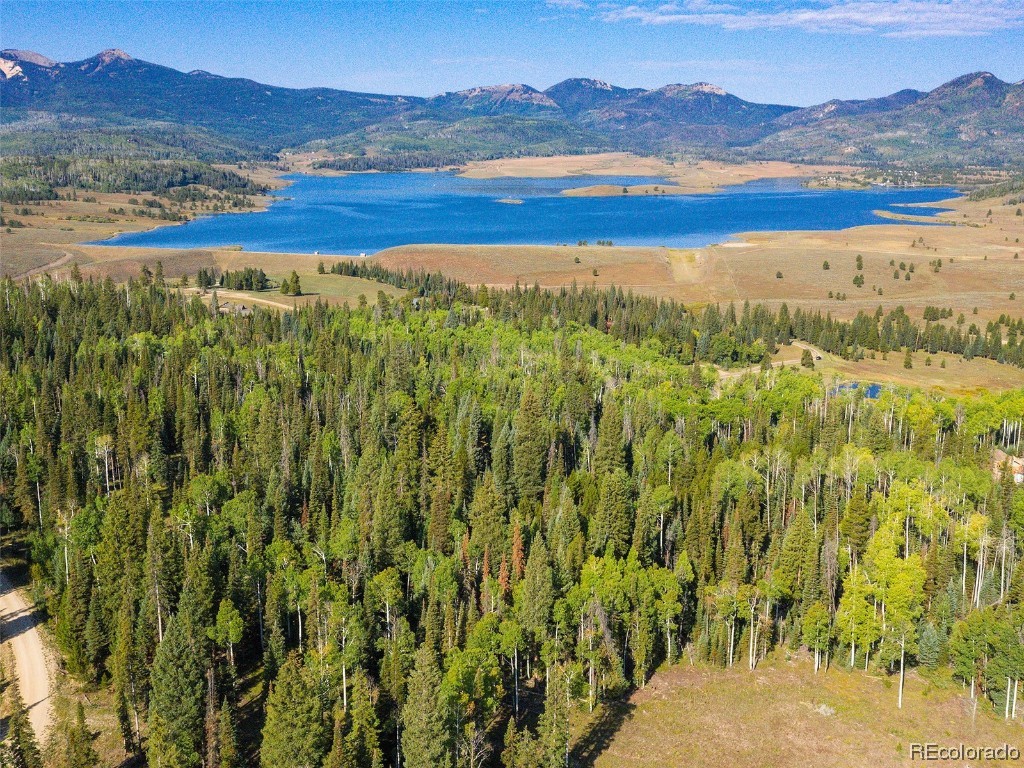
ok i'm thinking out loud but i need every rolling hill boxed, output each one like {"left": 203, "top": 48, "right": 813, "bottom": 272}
{"left": 2, "top": 48, "right": 1022, "bottom": 167}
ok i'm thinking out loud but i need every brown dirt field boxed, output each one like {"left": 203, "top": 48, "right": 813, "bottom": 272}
{"left": 372, "top": 243, "right": 687, "bottom": 298}
{"left": 458, "top": 152, "right": 675, "bottom": 179}
{"left": 687, "top": 193, "right": 1024, "bottom": 323}
{"left": 578, "top": 656, "right": 1022, "bottom": 768}
{"left": 213, "top": 162, "right": 293, "bottom": 190}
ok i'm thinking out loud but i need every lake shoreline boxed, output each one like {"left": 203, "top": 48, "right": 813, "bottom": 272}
{"left": 88, "top": 170, "right": 960, "bottom": 256}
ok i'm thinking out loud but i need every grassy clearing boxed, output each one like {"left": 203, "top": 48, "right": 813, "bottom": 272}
{"left": 0, "top": 184, "right": 274, "bottom": 278}
{"left": 204, "top": 272, "right": 405, "bottom": 310}
{"left": 689, "top": 194, "right": 1024, "bottom": 324}
{"left": 372, "top": 192, "right": 1024, "bottom": 329}
{"left": 576, "top": 654, "right": 1022, "bottom": 768}
{"left": 768, "top": 345, "right": 1024, "bottom": 395}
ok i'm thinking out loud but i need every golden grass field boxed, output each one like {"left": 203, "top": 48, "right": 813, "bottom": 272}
{"left": 459, "top": 153, "right": 853, "bottom": 194}
{"left": 760, "top": 344, "right": 1024, "bottom": 395}
{"left": 575, "top": 655, "right": 1022, "bottom": 768}
{"left": 3, "top": 154, "right": 1024, "bottom": 390}
{"left": 373, "top": 191, "right": 1024, "bottom": 324}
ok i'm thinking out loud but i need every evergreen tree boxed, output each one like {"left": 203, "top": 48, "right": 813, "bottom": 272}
{"left": 46, "top": 701, "right": 99, "bottom": 768}
{"left": 260, "top": 653, "right": 330, "bottom": 768}
{"left": 4, "top": 678, "right": 43, "bottom": 768}
{"left": 325, "top": 670, "right": 382, "bottom": 768}
{"left": 218, "top": 699, "right": 241, "bottom": 768}
{"left": 148, "top": 614, "right": 205, "bottom": 768}
{"left": 517, "top": 535, "right": 554, "bottom": 645}
{"left": 512, "top": 387, "right": 546, "bottom": 502}
{"left": 590, "top": 469, "right": 632, "bottom": 558}
{"left": 593, "top": 399, "right": 625, "bottom": 479}
{"left": 401, "top": 646, "right": 451, "bottom": 768}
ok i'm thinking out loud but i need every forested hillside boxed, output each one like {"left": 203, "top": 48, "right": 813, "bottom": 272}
{"left": 3, "top": 48, "right": 1023, "bottom": 167}
{"left": 0, "top": 271, "right": 1022, "bottom": 767}
{"left": 0, "top": 156, "right": 266, "bottom": 204}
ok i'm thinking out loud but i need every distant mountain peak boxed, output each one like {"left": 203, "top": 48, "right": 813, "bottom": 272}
{"left": 458, "top": 83, "right": 544, "bottom": 97}
{"left": 2, "top": 49, "right": 1020, "bottom": 165}
{"left": 1, "top": 49, "right": 56, "bottom": 67}
{"left": 76, "top": 49, "right": 137, "bottom": 76}
{"left": 690, "top": 82, "right": 728, "bottom": 96}
{"left": 658, "top": 82, "right": 729, "bottom": 97}
{"left": 562, "top": 77, "right": 615, "bottom": 91}
{"left": 938, "top": 71, "right": 1006, "bottom": 90}
{"left": 440, "top": 83, "right": 559, "bottom": 109}
{"left": 97, "top": 48, "right": 133, "bottom": 63}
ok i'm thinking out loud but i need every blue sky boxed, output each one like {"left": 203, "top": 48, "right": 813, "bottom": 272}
{"left": 3, "top": 0, "right": 1022, "bottom": 106}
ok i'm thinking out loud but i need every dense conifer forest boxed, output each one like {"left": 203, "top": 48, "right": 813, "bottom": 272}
{"left": 1, "top": 270, "right": 1022, "bottom": 767}
{"left": 0, "top": 156, "right": 266, "bottom": 204}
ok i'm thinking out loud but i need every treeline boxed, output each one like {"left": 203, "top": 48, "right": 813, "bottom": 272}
{"left": 311, "top": 144, "right": 602, "bottom": 173}
{"left": 0, "top": 155, "right": 267, "bottom": 202}
{"left": 1, "top": 271, "right": 1022, "bottom": 768}
{"left": 313, "top": 151, "right": 476, "bottom": 173}
{"left": 968, "top": 176, "right": 1024, "bottom": 201}
{"left": 327, "top": 260, "right": 1024, "bottom": 370}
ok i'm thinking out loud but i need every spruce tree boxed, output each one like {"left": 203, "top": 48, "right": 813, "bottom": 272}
{"left": 512, "top": 387, "right": 546, "bottom": 502}
{"left": 4, "top": 678, "right": 43, "bottom": 768}
{"left": 590, "top": 469, "right": 632, "bottom": 557}
{"left": 593, "top": 398, "right": 625, "bottom": 479}
{"left": 148, "top": 615, "right": 205, "bottom": 768}
{"left": 401, "top": 646, "right": 451, "bottom": 768}
{"left": 517, "top": 535, "right": 554, "bottom": 645}
{"left": 47, "top": 701, "right": 99, "bottom": 768}
{"left": 218, "top": 699, "right": 240, "bottom": 768}
{"left": 260, "top": 653, "right": 329, "bottom": 768}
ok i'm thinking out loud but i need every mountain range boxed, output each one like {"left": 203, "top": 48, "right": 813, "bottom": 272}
{"left": 2, "top": 49, "right": 1023, "bottom": 167}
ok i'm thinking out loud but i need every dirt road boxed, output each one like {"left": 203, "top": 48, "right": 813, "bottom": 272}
{"left": 0, "top": 570, "right": 53, "bottom": 742}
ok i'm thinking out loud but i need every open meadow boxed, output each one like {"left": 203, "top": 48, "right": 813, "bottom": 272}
{"left": 579, "top": 655, "right": 1022, "bottom": 768}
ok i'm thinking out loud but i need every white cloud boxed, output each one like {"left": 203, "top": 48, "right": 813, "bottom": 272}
{"left": 599, "top": 0, "right": 1024, "bottom": 37}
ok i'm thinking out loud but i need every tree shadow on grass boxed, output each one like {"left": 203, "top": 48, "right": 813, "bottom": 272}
{"left": 571, "top": 699, "right": 636, "bottom": 767}
{"left": 236, "top": 664, "right": 270, "bottom": 765}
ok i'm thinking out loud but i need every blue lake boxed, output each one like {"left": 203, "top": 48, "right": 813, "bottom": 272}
{"left": 95, "top": 172, "right": 958, "bottom": 255}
